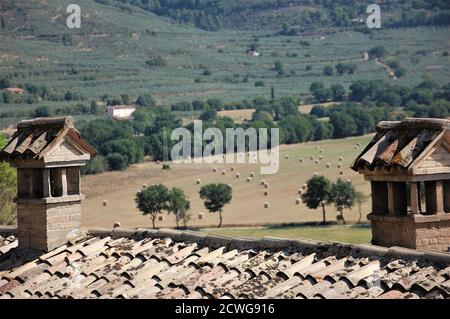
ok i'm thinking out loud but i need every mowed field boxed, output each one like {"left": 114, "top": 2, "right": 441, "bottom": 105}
{"left": 82, "top": 134, "right": 373, "bottom": 229}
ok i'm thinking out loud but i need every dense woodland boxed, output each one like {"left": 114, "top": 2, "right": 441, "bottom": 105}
{"left": 68, "top": 78, "right": 450, "bottom": 175}
{"left": 101, "top": 0, "right": 450, "bottom": 31}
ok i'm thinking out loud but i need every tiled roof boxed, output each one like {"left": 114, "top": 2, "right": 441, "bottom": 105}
{"left": 0, "top": 117, "right": 96, "bottom": 161}
{"left": 351, "top": 118, "right": 449, "bottom": 173}
{"left": 0, "top": 228, "right": 449, "bottom": 299}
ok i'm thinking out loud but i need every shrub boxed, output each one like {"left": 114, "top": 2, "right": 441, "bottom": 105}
{"left": 145, "top": 55, "right": 167, "bottom": 67}
{"left": 255, "top": 80, "right": 265, "bottom": 87}
{"left": 323, "top": 65, "right": 334, "bottom": 76}
{"left": 106, "top": 153, "right": 127, "bottom": 171}
{"left": 34, "top": 106, "right": 51, "bottom": 117}
{"left": 136, "top": 94, "right": 155, "bottom": 107}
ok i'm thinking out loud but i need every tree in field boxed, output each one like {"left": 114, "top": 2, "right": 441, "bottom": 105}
{"left": 355, "top": 191, "right": 369, "bottom": 224}
{"left": 136, "top": 94, "right": 155, "bottom": 107}
{"left": 199, "top": 183, "right": 232, "bottom": 228}
{"left": 0, "top": 134, "right": 17, "bottom": 225}
{"left": 0, "top": 78, "right": 11, "bottom": 89}
{"left": 301, "top": 176, "right": 332, "bottom": 224}
{"left": 331, "top": 84, "right": 346, "bottom": 101}
{"left": 167, "top": 187, "right": 191, "bottom": 228}
{"left": 329, "top": 179, "right": 357, "bottom": 224}
{"left": 323, "top": 65, "right": 334, "bottom": 76}
{"left": 368, "top": 45, "right": 387, "bottom": 59}
{"left": 135, "top": 184, "right": 170, "bottom": 229}
{"left": 309, "top": 82, "right": 331, "bottom": 103}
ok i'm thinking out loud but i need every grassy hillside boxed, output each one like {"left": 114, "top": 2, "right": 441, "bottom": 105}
{"left": 0, "top": 0, "right": 449, "bottom": 129}
{"left": 81, "top": 134, "right": 373, "bottom": 229}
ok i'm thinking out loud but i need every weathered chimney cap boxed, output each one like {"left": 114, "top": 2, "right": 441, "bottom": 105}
{"left": 16, "top": 116, "right": 74, "bottom": 130}
{"left": 351, "top": 118, "right": 449, "bottom": 174}
{"left": 376, "top": 118, "right": 449, "bottom": 132}
{"left": 0, "top": 116, "right": 96, "bottom": 162}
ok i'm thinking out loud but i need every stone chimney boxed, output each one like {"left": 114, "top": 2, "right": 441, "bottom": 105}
{"left": 351, "top": 118, "right": 450, "bottom": 252}
{"left": 0, "top": 117, "right": 96, "bottom": 252}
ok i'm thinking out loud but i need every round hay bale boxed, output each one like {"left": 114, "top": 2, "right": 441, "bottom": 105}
{"left": 284, "top": 155, "right": 289, "bottom": 159}
{"left": 246, "top": 177, "right": 252, "bottom": 183}
{"left": 264, "top": 191, "right": 269, "bottom": 196}
{"left": 296, "top": 198, "right": 301, "bottom": 205}
{"left": 298, "top": 189, "right": 303, "bottom": 195}
{"left": 236, "top": 173, "right": 240, "bottom": 178}
{"left": 299, "top": 157, "right": 304, "bottom": 163}
{"left": 339, "top": 157, "right": 343, "bottom": 162}
{"left": 315, "top": 160, "right": 320, "bottom": 164}
{"left": 264, "top": 183, "right": 270, "bottom": 189}
{"left": 264, "top": 202, "right": 270, "bottom": 208}
{"left": 347, "top": 179, "right": 352, "bottom": 183}
{"left": 260, "top": 179, "right": 266, "bottom": 185}
{"left": 319, "top": 155, "right": 323, "bottom": 160}
{"left": 196, "top": 179, "right": 201, "bottom": 185}
{"left": 340, "top": 171, "right": 344, "bottom": 175}
{"left": 221, "top": 170, "right": 226, "bottom": 175}
{"left": 313, "top": 172, "right": 319, "bottom": 176}
{"left": 142, "top": 184, "right": 147, "bottom": 189}
{"left": 158, "top": 215, "right": 164, "bottom": 222}
{"left": 357, "top": 143, "right": 361, "bottom": 147}
{"left": 310, "top": 156, "right": 315, "bottom": 160}
{"left": 337, "top": 163, "right": 342, "bottom": 168}
{"left": 230, "top": 167, "right": 235, "bottom": 171}
{"left": 302, "top": 184, "right": 307, "bottom": 190}
{"left": 250, "top": 172, "right": 255, "bottom": 178}
{"left": 316, "top": 146, "right": 320, "bottom": 150}
{"left": 103, "top": 200, "right": 108, "bottom": 207}
{"left": 228, "top": 184, "right": 232, "bottom": 188}
{"left": 320, "top": 149, "right": 324, "bottom": 153}
{"left": 198, "top": 212, "right": 204, "bottom": 220}
{"left": 326, "top": 163, "right": 331, "bottom": 168}
{"left": 113, "top": 222, "right": 121, "bottom": 228}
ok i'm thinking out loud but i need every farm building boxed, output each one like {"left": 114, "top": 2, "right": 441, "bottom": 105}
{"left": 106, "top": 105, "right": 136, "bottom": 120}
{"left": 5, "top": 87, "right": 25, "bottom": 94}
{"left": 0, "top": 117, "right": 449, "bottom": 300}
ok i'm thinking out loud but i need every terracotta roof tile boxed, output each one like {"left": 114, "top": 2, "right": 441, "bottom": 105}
{"left": 1, "top": 228, "right": 449, "bottom": 299}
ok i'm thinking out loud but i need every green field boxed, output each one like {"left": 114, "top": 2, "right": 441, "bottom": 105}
{"left": 0, "top": 0, "right": 449, "bottom": 128}
{"left": 201, "top": 225, "right": 372, "bottom": 245}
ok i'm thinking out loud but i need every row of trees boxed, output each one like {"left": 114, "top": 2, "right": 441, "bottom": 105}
{"left": 323, "top": 63, "right": 357, "bottom": 76}
{"left": 79, "top": 93, "right": 392, "bottom": 173}
{"left": 302, "top": 176, "right": 368, "bottom": 225}
{"left": 309, "top": 79, "right": 450, "bottom": 118}
{"left": 136, "top": 183, "right": 232, "bottom": 228}
{"left": 71, "top": 77, "right": 448, "bottom": 174}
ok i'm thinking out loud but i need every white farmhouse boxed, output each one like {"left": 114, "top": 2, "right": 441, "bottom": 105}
{"left": 106, "top": 105, "right": 136, "bottom": 120}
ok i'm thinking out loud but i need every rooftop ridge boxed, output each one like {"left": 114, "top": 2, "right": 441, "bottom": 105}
{"left": 16, "top": 116, "right": 74, "bottom": 129}
{"left": 85, "top": 227, "right": 450, "bottom": 265}
{"left": 376, "top": 118, "right": 450, "bottom": 132}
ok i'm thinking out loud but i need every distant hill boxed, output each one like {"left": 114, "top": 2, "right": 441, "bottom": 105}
{"left": 104, "top": 0, "right": 450, "bottom": 31}
{"left": 0, "top": 0, "right": 449, "bottom": 129}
